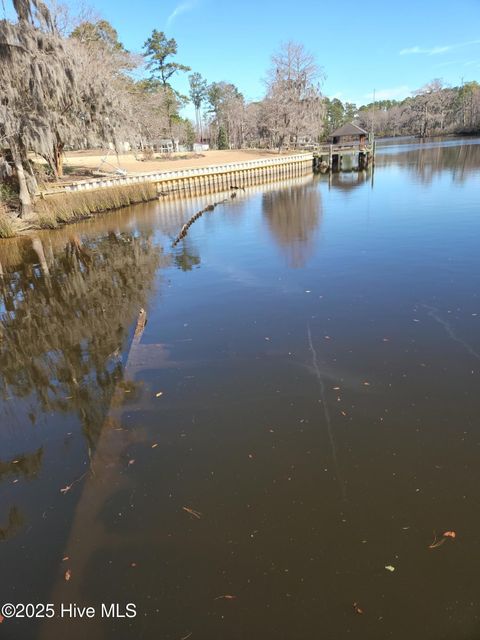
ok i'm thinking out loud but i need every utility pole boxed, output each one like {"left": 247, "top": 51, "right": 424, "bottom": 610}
{"left": 371, "top": 88, "right": 376, "bottom": 143}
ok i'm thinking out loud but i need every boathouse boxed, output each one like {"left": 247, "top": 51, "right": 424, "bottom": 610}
{"left": 329, "top": 122, "right": 368, "bottom": 147}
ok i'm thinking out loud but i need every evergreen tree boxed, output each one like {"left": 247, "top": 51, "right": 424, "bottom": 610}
{"left": 217, "top": 125, "right": 228, "bottom": 150}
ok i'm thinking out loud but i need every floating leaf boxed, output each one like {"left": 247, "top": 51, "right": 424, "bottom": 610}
{"left": 443, "top": 531, "right": 456, "bottom": 539}
{"left": 182, "top": 506, "right": 202, "bottom": 519}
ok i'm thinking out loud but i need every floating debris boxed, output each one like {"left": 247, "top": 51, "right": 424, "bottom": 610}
{"left": 60, "top": 471, "right": 88, "bottom": 495}
{"left": 353, "top": 602, "right": 364, "bottom": 615}
{"left": 429, "top": 530, "right": 457, "bottom": 549}
{"left": 182, "top": 506, "right": 202, "bottom": 519}
{"left": 172, "top": 193, "right": 238, "bottom": 246}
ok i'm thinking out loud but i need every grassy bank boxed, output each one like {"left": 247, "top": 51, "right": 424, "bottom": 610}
{"left": 34, "top": 182, "right": 158, "bottom": 229}
{"left": 0, "top": 202, "right": 24, "bottom": 238}
{"left": 0, "top": 182, "right": 159, "bottom": 238}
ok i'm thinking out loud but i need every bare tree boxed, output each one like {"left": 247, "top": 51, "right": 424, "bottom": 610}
{"left": 264, "top": 42, "right": 325, "bottom": 150}
{"left": 0, "top": 1, "right": 77, "bottom": 214}
{"left": 0, "top": 1, "right": 141, "bottom": 215}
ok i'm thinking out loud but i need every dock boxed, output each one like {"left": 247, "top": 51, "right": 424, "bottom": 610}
{"left": 312, "top": 141, "right": 375, "bottom": 172}
{"left": 312, "top": 122, "right": 375, "bottom": 173}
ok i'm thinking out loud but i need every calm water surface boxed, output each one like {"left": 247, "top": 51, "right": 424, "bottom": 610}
{"left": 1, "top": 138, "right": 480, "bottom": 640}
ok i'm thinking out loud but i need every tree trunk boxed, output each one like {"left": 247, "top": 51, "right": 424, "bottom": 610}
{"left": 9, "top": 140, "right": 33, "bottom": 218}
{"left": 54, "top": 142, "right": 64, "bottom": 178}
{"left": 31, "top": 237, "right": 50, "bottom": 276}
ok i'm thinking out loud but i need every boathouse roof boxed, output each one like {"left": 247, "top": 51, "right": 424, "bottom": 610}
{"left": 329, "top": 122, "right": 368, "bottom": 138}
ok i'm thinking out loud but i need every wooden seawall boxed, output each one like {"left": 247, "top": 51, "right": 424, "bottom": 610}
{"left": 38, "top": 153, "right": 314, "bottom": 201}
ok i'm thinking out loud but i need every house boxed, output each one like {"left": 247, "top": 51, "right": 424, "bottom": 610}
{"left": 329, "top": 123, "right": 368, "bottom": 147}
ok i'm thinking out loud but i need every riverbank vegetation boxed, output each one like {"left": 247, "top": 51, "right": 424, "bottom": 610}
{"left": 1, "top": 0, "right": 479, "bottom": 235}
{"left": 34, "top": 183, "right": 159, "bottom": 229}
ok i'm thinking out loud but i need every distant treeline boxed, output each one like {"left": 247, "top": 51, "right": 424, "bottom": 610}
{"left": 325, "top": 80, "right": 480, "bottom": 139}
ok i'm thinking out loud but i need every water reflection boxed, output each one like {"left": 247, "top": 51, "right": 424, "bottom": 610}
{"left": 262, "top": 180, "right": 322, "bottom": 268}
{"left": 0, "top": 148, "right": 480, "bottom": 639}
{"left": 0, "top": 231, "right": 164, "bottom": 447}
{"left": 0, "top": 506, "right": 24, "bottom": 542}
{"left": 329, "top": 170, "right": 371, "bottom": 191}
{"left": 377, "top": 137, "right": 480, "bottom": 184}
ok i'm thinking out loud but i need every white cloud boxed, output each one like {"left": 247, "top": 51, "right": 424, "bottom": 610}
{"left": 400, "top": 39, "right": 480, "bottom": 56}
{"left": 364, "top": 85, "right": 411, "bottom": 101}
{"left": 400, "top": 45, "right": 451, "bottom": 55}
{"left": 166, "top": 1, "right": 196, "bottom": 27}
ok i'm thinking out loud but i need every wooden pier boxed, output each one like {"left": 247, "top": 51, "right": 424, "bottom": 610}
{"left": 312, "top": 123, "right": 375, "bottom": 173}
{"left": 312, "top": 141, "right": 375, "bottom": 173}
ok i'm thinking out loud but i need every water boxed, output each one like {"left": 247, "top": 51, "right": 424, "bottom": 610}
{"left": 1, "top": 138, "right": 480, "bottom": 640}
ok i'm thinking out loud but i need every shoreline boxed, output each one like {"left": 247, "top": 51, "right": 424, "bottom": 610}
{"left": 1, "top": 151, "right": 313, "bottom": 239}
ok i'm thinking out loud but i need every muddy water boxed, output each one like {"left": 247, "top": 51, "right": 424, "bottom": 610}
{"left": 0, "top": 137, "right": 480, "bottom": 640}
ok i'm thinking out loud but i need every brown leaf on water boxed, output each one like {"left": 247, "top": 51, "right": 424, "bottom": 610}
{"left": 429, "top": 530, "right": 457, "bottom": 549}
{"left": 64, "top": 569, "right": 72, "bottom": 582}
{"left": 353, "top": 602, "right": 364, "bottom": 615}
{"left": 182, "top": 506, "right": 202, "bottom": 519}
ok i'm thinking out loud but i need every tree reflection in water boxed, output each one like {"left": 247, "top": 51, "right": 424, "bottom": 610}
{"left": 262, "top": 180, "right": 322, "bottom": 268}
{"left": 377, "top": 138, "right": 480, "bottom": 185}
{"left": 0, "top": 230, "right": 165, "bottom": 449}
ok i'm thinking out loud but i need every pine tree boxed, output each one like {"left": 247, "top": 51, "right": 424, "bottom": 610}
{"left": 217, "top": 126, "right": 228, "bottom": 150}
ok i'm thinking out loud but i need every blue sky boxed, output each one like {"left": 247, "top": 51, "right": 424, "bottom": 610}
{"left": 12, "top": 0, "right": 480, "bottom": 112}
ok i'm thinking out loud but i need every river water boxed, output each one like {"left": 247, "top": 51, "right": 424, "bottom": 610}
{"left": 0, "top": 137, "right": 479, "bottom": 640}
